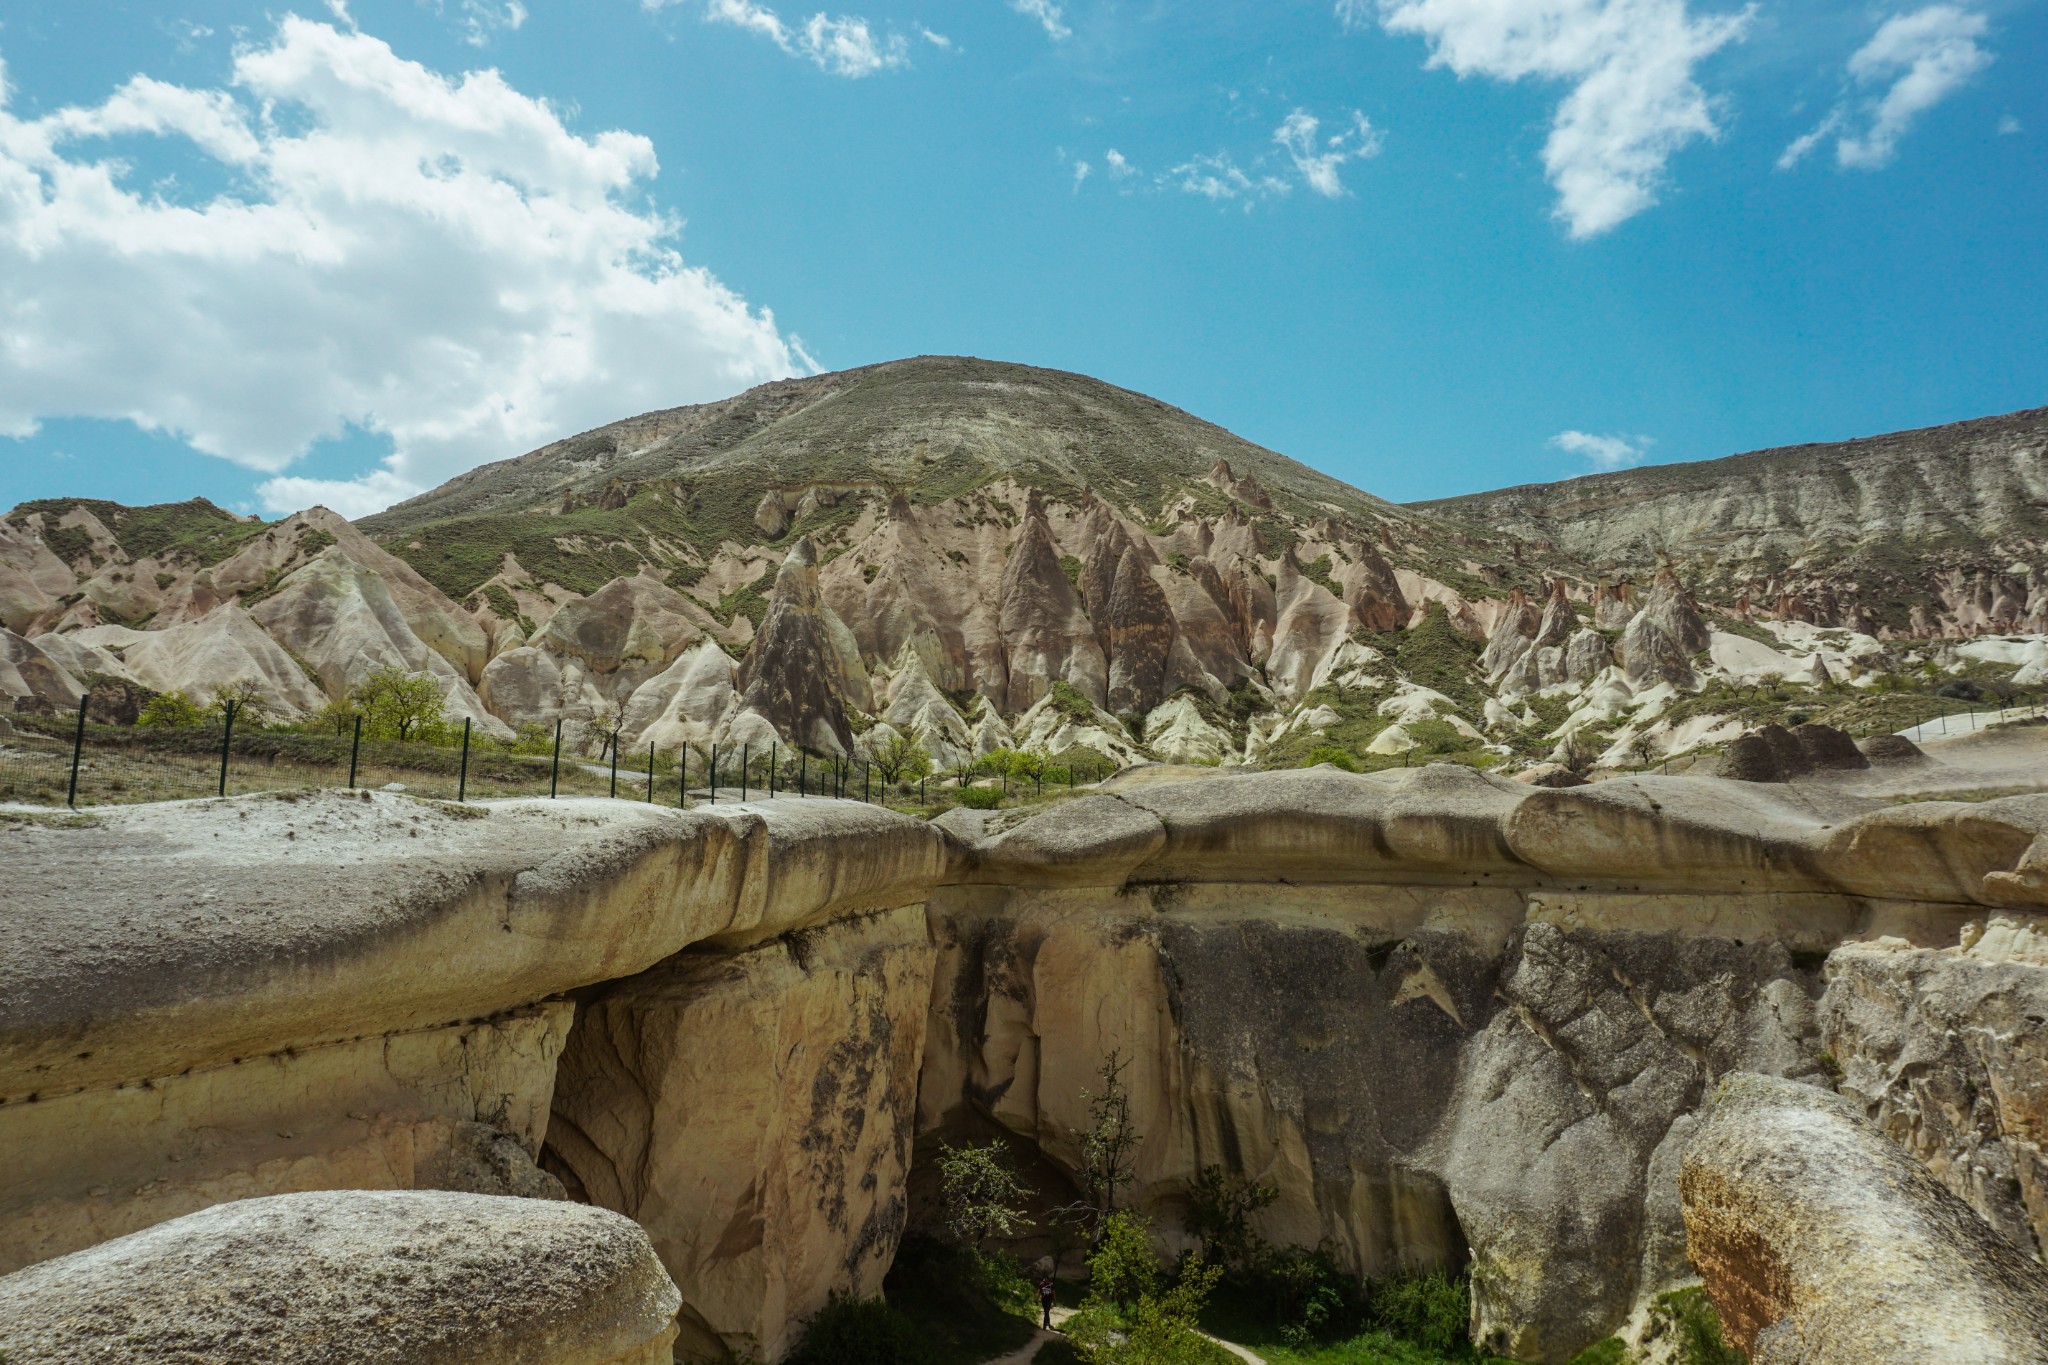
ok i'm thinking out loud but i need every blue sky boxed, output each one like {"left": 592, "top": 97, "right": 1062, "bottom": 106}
{"left": 0, "top": 0, "right": 2040, "bottom": 517}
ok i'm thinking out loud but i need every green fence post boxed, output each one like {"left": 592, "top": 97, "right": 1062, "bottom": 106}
{"left": 799, "top": 750, "right": 807, "bottom": 797}
{"left": 647, "top": 742, "right": 655, "bottom": 802}
{"left": 458, "top": 717, "right": 472, "bottom": 803}
{"left": 608, "top": 729, "right": 620, "bottom": 799}
{"left": 348, "top": 714, "right": 362, "bottom": 789}
{"left": 863, "top": 761, "right": 870, "bottom": 804}
{"left": 550, "top": 719, "right": 562, "bottom": 798}
{"left": 678, "top": 748, "right": 688, "bottom": 810}
{"left": 217, "top": 699, "right": 237, "bottom": 798}
{"left": 65, "top": 693, "right": 87, "bottom": 808}
{"left": 770, "top": 744, "right": 778, "bottom": 798}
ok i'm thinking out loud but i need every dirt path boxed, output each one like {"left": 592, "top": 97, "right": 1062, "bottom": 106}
{"left": 980, "top": 1308, "right": 1267, "bottom": 1365}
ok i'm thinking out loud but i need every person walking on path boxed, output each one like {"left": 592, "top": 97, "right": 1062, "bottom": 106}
{"left": 1037, "top": 1276, "right": 1057, "bottom": 1330}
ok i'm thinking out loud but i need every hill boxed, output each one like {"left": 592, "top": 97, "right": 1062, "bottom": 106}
{"left": 1415, "top": 406, "right": 2048, "bottom": 635}
{"left": 4, "top": 358, "right": 2043, "bottom": 779}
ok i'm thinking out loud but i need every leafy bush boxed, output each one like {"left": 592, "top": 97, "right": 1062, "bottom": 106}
{"left": 783, "top": 1293, "right": 940, "bottom": 1365}
{"left": 1049, "top": 679, "right": 1099, "bottom": 722}
{"left": 954, "top": 784, "right": 1003, "bottom": 809}
{"left": 1369, "top": 1271, "right": 1469, "bottom": 1357}
{"left": 1300, "top": 745, "right": 1360, "bottom": 772}
{"left": 1184, "top": 1166, "right": 1277, "bottom": 1270}
{"left": 935, "top": 1140, "right": 1032, "bottom": 1251}
{"left": 137, "top": 690, "right": 204, "bottom": 728}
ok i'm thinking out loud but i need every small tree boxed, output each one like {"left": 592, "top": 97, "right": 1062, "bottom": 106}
{"left": 1183, "top": 1166, "right": 1276, "bottom": 1272}
{"left": 1068, "top": 1212, "right": 1221, "bottom": 1365}
{"left": 209, "top": 678, "right": 269, "bottom": 727}
{"left": 350, "top": 667, "right": 447, "bottom": 743}
{"left": 872, "top": 732, "right": 934, "bottom": 787}
{"left": 934, "top": 1140, "right": 1032, "bottom": 1253}
{"left": 138, "top": 689, "right": 204, "bottom": 728}
{"left": 1063, "top": 1049, "right": 1142, "bottom": 1239}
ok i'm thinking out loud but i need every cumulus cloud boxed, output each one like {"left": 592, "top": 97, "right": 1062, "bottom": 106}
{"left": 694, "top": 0, "right": 909, "bottom": 76}
{"left": 1104, "top": 148, "right": 1136, "bottom": 178}
{"left": 1273, "top": 109, "right": 1383, "bottom": 197}
{"left": 0, "top": 18, "right": 802, "bottom": 517}
{"left": 1552, "top": 430, "right": 1651, "bottom": 470}
{"left": 1780, "top": 6, "right": 1992, "bottom": 171}
{"left": 1349, "top": 0, "right": 1751, "bottom": 237}
{"left": 1072, "top": 159, "right": 1091, "bottom": 188}
{"left": 1010, "top": 0, "right": 1071, "bottom": 41}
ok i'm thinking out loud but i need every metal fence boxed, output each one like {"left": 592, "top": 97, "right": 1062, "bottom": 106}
{"left": 0, "top": 699, "right": 1115, "bottom": 812}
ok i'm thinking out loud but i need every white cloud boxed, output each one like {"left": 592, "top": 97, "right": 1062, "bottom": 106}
{"left": 1781, "top": 6, "right": 1992, "bottom": 170}
{"left": 920, "top": 26, "right": 954, "bottom": 49}
{"left": 1072, "top": 159, "right": 1091, "bottom": 188}
{"left": 1355, "top": 0, "right": 1751, "bottom": 237}
{"left": 0, "top": 19, "right": 802, "bottom": 516}
{"left": 1010, "top": 0, "right": 1071, "bottom": 41}
{"left": 1552, "top": 430, "right": 1651, "bottom": 470}
{"left": 1105, "top": 148, "right": 1135, "bottom": 178}
{"left": 421, "top": 0, "right": 527, "bottom": 46}
{"left": 1998, "top": 114, "right": 2021, "bottom": 135}
{"left": 1273, "top": 109, "right": 1383, "bottom": 197}
{"left": 1166, "top": 151, "right": 1292, "bottom": 204}
{"left": 676, "top": 0, "right": 909, "bottom": 76}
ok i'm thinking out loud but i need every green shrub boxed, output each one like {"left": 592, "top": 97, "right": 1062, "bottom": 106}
{"left": 137, "top": 690, "right": 204, "bottom": 728}
{"left": 783, "top": 1294, "right": 940, "bottom": 1365}
{"left": 954, "top": 785, "right": 1003, "bottom": 810}
{"left": 1301, "top": 744, "right": 1360, "bottom": 771}
{"left": 1370, "top": 1271, "right": 1470, "bottom": 1357}
{"left": 1641, "top": 1287, "right": 1742, "bottom": 1365}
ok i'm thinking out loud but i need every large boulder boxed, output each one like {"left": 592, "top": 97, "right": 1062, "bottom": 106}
{"left": 1681, "top": 1072, "right": 2048, "bottom": 1363}
{"left": 0, "top": 1190, "right": 681, "bottom": 1365}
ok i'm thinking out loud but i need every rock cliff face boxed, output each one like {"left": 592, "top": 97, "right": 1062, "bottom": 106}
{"left": 5, "top": 707, "right": 2048, "bottom": 1358}
{"left": 548, "top": 905, "right": 934, "bottom": 1361}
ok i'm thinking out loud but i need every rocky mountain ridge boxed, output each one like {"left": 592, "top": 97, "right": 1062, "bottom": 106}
{"left": 1418, "top": 405, "right": 2048, "bottom": 636}
{"left": 5, "top": 357, "right": 2045, "bottom": 776}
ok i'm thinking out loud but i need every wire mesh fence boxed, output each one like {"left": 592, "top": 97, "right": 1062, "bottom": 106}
{"left": 0, "top": 701, "right": 1119, "bottom": 814}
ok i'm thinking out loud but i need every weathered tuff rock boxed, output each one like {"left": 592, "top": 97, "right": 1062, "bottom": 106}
{"left": 548, "top": 905, "right": 935, "bottom": 1362}
{"left": 8, "top": 767, "right": 2048, "bottom": 1361}
{"left": 0, "top": 792, "right": 947, "bottom": 1272}
{"left": 0, "top": 1191, "right": 682, "bottom": 1365}
{"left": 1681, "top": 1072, "right": 2048, "bottom": 1363}
{"left": 1821, "top": 931, "right": 2048, "bottom": 1260}
{"left": 926, "top": 767, "right": 2048, "bottom": 1360}
{"left": 738, "top": 539, "right": 868, "bottom": 754}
